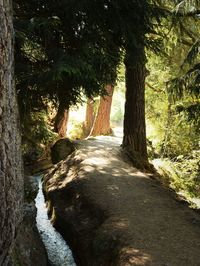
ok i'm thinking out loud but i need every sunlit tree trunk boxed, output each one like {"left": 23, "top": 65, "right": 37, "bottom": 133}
{"left": 0, "top": 1, "right": 24, "bottom": 264}
{"left": 90, "top": 84, "right": 114, "bottom": 136}
{"left": 122, "top": 46, "right": 148, "bottom": 163}
{"left": 83, "top": 98, "right": 95, "bottom": 137}
{"left": 54, "top": 101, "right": 69, "bottom": 138}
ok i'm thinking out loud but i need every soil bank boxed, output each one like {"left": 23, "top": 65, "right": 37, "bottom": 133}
{"left": 43, "top": 136, "right": 200, "bottom": 266}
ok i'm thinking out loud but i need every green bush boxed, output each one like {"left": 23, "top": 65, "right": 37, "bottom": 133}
{"left": 68, "top": 120, "right": 85, "bottom": 140}
{"left": 153, "top": 150, "right": 200, "bottom": 199}
{"left": 22, "top": 111, "right": 57, "bottom": 162}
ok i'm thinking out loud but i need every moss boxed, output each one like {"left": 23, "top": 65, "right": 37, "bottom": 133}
{"left": 10, "top": 245, "right": 23, "bottom": 266}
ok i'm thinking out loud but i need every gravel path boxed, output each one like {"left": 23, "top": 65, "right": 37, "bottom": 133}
{"left": 44, "top": 135, "right": 200, "bottom": 266}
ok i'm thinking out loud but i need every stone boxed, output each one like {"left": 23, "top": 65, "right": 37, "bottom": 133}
{"left": 9, "top": 176, "right": 49, "bottom": 266}
{"left": 51, "top": 138, "right": 75, "bottom": 164}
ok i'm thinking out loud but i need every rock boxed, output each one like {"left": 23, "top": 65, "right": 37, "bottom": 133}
{"left": 9, "top": 176, "right": 49, "bottom": 266}
{"left": 51, "top": 138, "right": 75, "bottom": 164}
{"left": 10, "top": 204, "right": 49, "bottom": 266}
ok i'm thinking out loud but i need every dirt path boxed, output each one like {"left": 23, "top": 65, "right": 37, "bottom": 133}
{"left": 44, "top": 136, "right": 200, "bottom": 266}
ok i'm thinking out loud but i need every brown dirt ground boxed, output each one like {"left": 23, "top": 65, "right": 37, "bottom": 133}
{"left": 44, "top": 136, "right": 200, "bottom": 266}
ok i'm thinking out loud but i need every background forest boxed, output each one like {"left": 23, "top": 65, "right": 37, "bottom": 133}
{"left": 3, "top": 1, "right": 200, "bottom": 265}
{"left": 14, "top": 0, "right": 200, "bottom": 203}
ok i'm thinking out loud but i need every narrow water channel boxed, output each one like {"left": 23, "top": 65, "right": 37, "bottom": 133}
{"left": 35, "top": 176, "right": 76, "bottom": 266}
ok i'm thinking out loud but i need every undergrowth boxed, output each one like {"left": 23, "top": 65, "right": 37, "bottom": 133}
{"left": 152, "top": 150, "right": 200, "bottom": 200}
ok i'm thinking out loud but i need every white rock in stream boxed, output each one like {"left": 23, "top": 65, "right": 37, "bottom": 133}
{"left": 35, "top": 176, "right": 76, "bottom": 266}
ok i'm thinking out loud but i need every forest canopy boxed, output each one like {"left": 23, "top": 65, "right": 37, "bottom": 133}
{"left": 13, "top": 0, "right": 200, "bottom": 197}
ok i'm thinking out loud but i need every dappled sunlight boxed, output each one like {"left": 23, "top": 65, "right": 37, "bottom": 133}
{"left": 113, "top": 126, "right": 123, "bottom": 138}
{"left": 107, "top": 184, "right": 120, "bottom": 191}
{"left": 152, "top": 158, "right": 169, "bottom": 170}
{"left": 67, "top": 104, "right": 86, "bottom": 135}
{"left": 94, "top": 135, "right": 123, "bottom": 146}
{"left": 82, "top": 158, "right": 141, "bottom": 177}
{"left": 80, "top": 149, "right": 147, "bottom": 178}
{"left": 77, "top": 135, "right": 151, "bottom": 180}
{"left": 46, "top": 136, "right": 152, "bottom": 194}
{"left": 44, "top": 134, "right": 200, "bottom": 266}
{"left": 109, "top": 217, "right": 130, "bottom": 230}
{"left": 120, "top": 247, "right": 152, "bottom": 266}
{"left": 107, "top": 184, "right": 120, "bottom": 197}
{"left": 84, "top": 155, "right": 117, "bottom": 166}
{"left": 79, "top": 148, "right": 147, "bottom": 179}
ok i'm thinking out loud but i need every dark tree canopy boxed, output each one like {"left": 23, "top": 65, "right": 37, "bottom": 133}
{"left": 14, "top": 0, "right": 122, "bottom": 112}
{"left": 13, "top": 0, "right": 200, "bottom": 163}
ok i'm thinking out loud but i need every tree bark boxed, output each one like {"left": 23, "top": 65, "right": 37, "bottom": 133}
{"left": 0, "top": 1, "right": 24, "bottom": 265}
{"left": 54, "top": 102, "right": 69, "bottom": 138}
{"left": 83, "top": 98, "right": 95, "bottom": 137}
{"left": 122, "top": 46, "right": 148, "bottom": 163}
{"left": 90, "top": 84, "right": 114, "bottom": 137}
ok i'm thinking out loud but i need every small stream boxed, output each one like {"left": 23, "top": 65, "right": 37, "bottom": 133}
{"left": 35, "top": 176, "right": 76, "bottom": 266}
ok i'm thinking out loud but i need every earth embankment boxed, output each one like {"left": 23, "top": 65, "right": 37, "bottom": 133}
{"left": 43, "top": 137, "right": 200, "bottom": 266}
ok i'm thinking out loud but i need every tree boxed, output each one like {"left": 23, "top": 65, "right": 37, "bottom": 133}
{"left": 54, "top": 107, "right": 69, "bottom": 138}
{"left": 0, "top": 1, "right": 23, "bottom": 264}
{"left": 109, "top": 0, "right": 151, "bottom": 164}
{"left": 13, "top": 0, "right": 121, "bottom": 148}
{"left": 90, "top": 84, "right": 114, "bottom": 136}
{"left": 120, "top": 0, "right": 180, "bottom": 164}
{"left": 122, "top": 46, "right": 148, "bottom": 162}
{"left": 14, "top": 0, "right": 180, "bottom": 166}
{"left": 54, "top": 96, "right": 70, "bottom": 138}
{"left": 83, "top": 99, "right": 95, "bottom": 137}
{"left": 82, "top": 0, "right": 165, "bottom": 164}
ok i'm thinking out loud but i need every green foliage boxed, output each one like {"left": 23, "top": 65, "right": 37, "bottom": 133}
{"left": 14, "top": 0, "right": 177, "bottom": 114}
{"left": 146, "top": 58, "right": 199, "bottom": 158}
{"left": 167, "top": 68, "right": 200, "bottom": 101}
{"left": 14, "top": 0, "right": 199, "bottom": 170}
{"left": 145, "top": 2, "right": 200, "bottom": 201}
{"left": 153, "top": 151, "right": 200, "bottom": 199}
{"left": 22, "top": 111, "right": 57, "bottom": 161}
{"left": 14, "top": 0, "right": 122, "bottom": 108}
{"left": 162, "top": 109, "right": 199, "bottom": 156}
{"left": 68, "top": 120, "right": 85, "bottom": 140}
{"left": 165, "top": 1, "right": 200, "bottom": 123}
{"left": 146, "top": 10, "right": 200, "bottom": 156}
{"left": 146, "top": 52, "right": 171, "bottom": 154}
{"left": 14, "top": 0, "right": 124, "bottom": 156}
{"left": 175, "top": 102, "right": 200, "bottom": 131}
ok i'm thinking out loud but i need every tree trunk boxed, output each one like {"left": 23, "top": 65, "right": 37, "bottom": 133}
{"left": 122, "top": 46, "right": 148, "bottom": 164}
{"left": 0, "top": 1, "right": 24, "bottom": 265}
{"left": 54, "top": 102, "right": 69, "bottom": 138}
{"left": 83, "top": 99, "right": 95, "bottom": 137}
{"left": 90, "top": 84, "right": 114, "bottom": 136}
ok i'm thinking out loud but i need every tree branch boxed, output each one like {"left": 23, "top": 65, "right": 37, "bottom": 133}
{"left": 146, "top": 82, "right": 164, "bottom": 93}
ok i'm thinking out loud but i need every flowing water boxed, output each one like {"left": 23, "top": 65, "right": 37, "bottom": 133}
{"left": 35, "top": 176, "right": 76, "bottom": 266}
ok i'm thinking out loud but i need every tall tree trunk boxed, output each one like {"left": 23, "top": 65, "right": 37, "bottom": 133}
{"left": 54, "top": 102, "right": 69, "bottom": 138}
{"left": 122, "top": 46, "right": 148, "bottom": 164}
{"left": 90, "top": 84, "right": 114, "bottom": 136}
{"left": 0, "top": 1, "right": 23, "bottom": 265}
{"left": 83, "top": 98, "right": 95, "bottom": 137}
